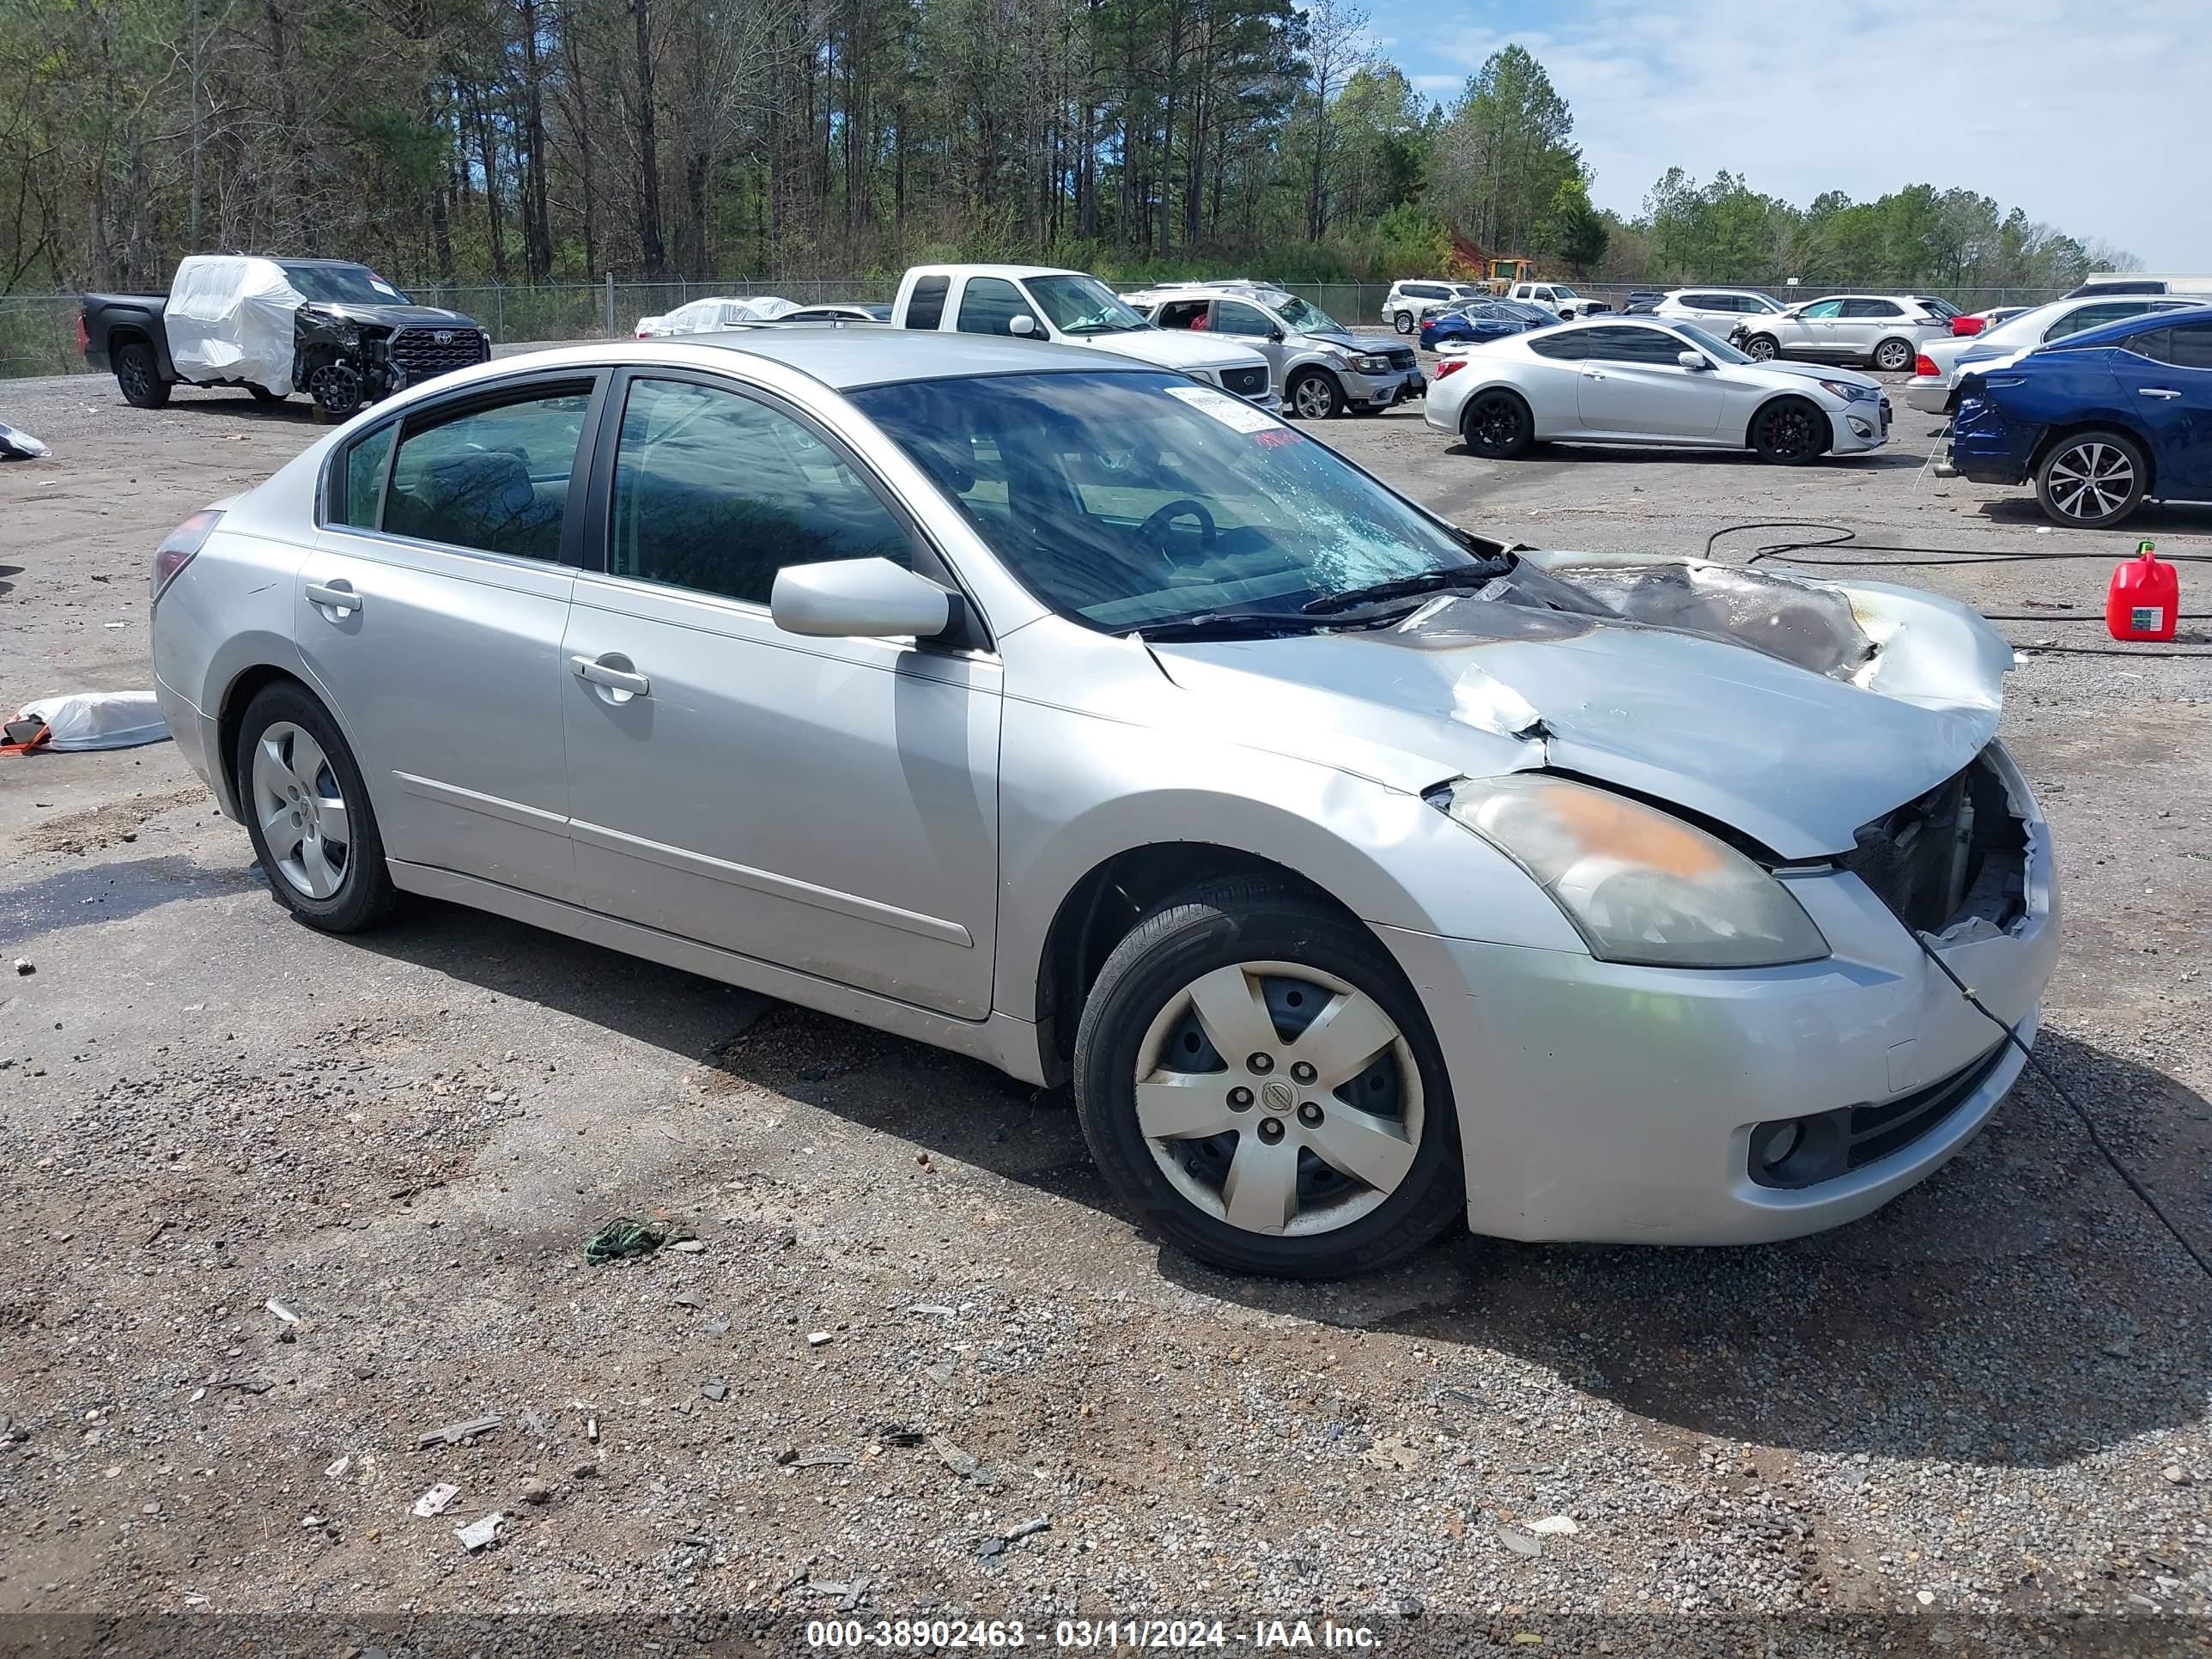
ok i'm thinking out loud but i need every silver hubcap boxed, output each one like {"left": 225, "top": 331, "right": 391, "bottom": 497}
{"left": 1748, "top": 339, "right": 1775, "bottom": 359}
{"left": 1877, "top": 342, "right": 1909, "bottom": 370}
{"left": 1135, "top": 961, "right": 1421, "bottom": 1237}
{"left": 2049, "top": 443, "right": 2135, "bottom": 520}
{"left": 250, "top": 721, "right": 351, "bottom": 900}
{"left": 1294, "top": 379, "right": 1334, "bottom": 419}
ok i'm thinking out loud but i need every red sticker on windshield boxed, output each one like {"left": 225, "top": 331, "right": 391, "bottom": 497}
{"left": 1253, "top": 427, "right": 1300, "bottom": 449}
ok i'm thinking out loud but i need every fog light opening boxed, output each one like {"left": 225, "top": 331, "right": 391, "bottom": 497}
{"left": 1747, "top": 1113, "right": 1849, "bottom": 1189}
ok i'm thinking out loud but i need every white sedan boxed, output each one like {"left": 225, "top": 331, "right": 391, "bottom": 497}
{"left": 633, "top": 295, "right": 801, "bottom": 338}
{"left": 1425, "top": 318, "right": 1890, "bottom": 465}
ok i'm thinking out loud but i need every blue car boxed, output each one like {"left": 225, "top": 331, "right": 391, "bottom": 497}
{"left": 1949, "top": 305, "right": 2212, "bottom": 528}
{"left": 1419, "top": 300, "right": 1554, "bottom": 353}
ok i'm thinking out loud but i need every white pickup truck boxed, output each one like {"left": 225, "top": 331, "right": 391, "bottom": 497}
{"left": 888, "top": 264, "right": 1277, "bottom": 410}
{"left": 1504, "top": 280, "right": 1609, "bottom": 321}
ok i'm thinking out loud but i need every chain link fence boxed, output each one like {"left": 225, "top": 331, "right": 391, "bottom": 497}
{"left": 2, "top": 275, "right": 2072, "bottom": 383}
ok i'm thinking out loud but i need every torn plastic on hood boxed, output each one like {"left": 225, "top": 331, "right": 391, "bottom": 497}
{"left": 164, "top": 255, "right": 306, "bottom": 395}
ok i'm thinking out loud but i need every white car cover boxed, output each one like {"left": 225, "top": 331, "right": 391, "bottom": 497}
{"left": 164, "top": 256, "right": 305, "bottom": 395}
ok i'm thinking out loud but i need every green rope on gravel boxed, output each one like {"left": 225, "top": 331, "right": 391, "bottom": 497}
{"left": 583, "top": 1217, "right": 677, "bottom": 1264}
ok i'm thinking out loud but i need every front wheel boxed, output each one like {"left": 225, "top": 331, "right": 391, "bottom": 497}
{"left": 234, "top": 683, "right": 398, "bottom": 933}
{"left": 1287, "top": 369, "right": 1346, "bottom": 421}
{"left": 115, "top": 342, "right": 171, "bottom": 409}
{"left": 1751, "top": 395, "right": 1828, "bottom": 465}
{"left": 1872, "top": 337, "right": 1914, "bottom": 373}
{"left": 1461, "top": 389, "right": 1534, "bottom": 459}
{"left": 1741, "top": 335, "right": 1779, "bottom": 362}
{"left": 1073, "top": 878, "right": 1464, "bottom": 1279}
{"left": 2037, "top": 431, "right": 2147, "bottom": 528}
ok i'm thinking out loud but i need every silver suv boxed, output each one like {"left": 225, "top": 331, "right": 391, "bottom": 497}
{"left": 1729, "top": 295, "right": 1954, "bottom": 371}
{"left": 1125, "top": 282, "right": 1425, "bottom": 419}
{"left": 1382, "top": 279, "right": 1486, "bottom": 334}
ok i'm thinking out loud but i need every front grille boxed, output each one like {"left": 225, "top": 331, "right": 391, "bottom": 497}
{"left": 1844, "top": 1043, "right": 2007, "bottom": 1170}
{"left": 1220, "top": 364, "right": 1270, "bottom": 398}
{"left": 1384, "top": 347, "right": 1416, "bottom": 370}
{"left": 388, "top": 327, "right": 490, "bottom": 383}
{"left": 1842, "top": 765, "right": 1972, "bottom": 934}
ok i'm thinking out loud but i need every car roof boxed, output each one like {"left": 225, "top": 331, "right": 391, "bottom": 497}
{"left": 1665, "top": 286, "right": 1768, "bottom": 295}
{"left": 683, "top": 325, "right": 1126, "bottom": 386}
{"left": 908, "top": 264, "right": 1083, "bottom": 282}
{"left": 2037, "top": 302, "right": 2212, "bottom": 352}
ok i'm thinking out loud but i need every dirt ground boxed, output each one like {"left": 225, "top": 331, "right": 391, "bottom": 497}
{"left": 2, "top": 354, "right": 2209, "bottom": 1654}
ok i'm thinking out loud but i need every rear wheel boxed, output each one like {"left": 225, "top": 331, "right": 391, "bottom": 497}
{"left": 115, "top": 341, "right": 170, "bottom": 409}
{"left": 1872, "top": 337, "right": 1914, "bottom": 373}
{"left": 234, "top": 683, "right": 397, "bottom": 934}
{"left": 1288, "top": 369, "right": 1346, "bottom": 421}
{"left": 1393, "top": 311, "right": 1414, "bottom": 335}
{"left": 2036, "top": 430, "right": 2147, "bottom": 528}
{"left": 1741, "top": 334, "right": 1779, "bottom": 362}
{"left": 1751, "top": 395, "right": 1828, "bottom": 465}
{"left": 1073, "top": 878, "right": 1464, "bottom": 1279}
{"left": 1460, "top": 389, "right": 1534, "bottom": 459}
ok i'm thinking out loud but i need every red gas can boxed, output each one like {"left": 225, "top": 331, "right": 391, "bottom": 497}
{"left": 2108, "top": 541, "right": 2179, "bottom": 641}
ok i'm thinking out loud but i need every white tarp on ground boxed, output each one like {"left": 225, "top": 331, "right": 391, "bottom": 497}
{"left": 165, "top": 255, "right": 304, "bottom": 395}
{"left": 13, "top": 691, "right": 169, "bottom": 751}
{"left": 0, "top": 421, "right": 48, "bottom": 459}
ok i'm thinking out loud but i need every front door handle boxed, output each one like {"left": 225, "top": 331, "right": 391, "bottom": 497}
{"left": 305, "top": 580, "right": 361, "bottom": 616}
{"left": 2140, "top": 387, "right": 2182, "bottom": 399}
{"left": 571, "top": 654, "right": 650, "bottom": 698}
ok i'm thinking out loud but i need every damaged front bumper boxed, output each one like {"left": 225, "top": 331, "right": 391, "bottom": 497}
{"left": 1379, "top": 741, "right": 2057, "bottom": 1246}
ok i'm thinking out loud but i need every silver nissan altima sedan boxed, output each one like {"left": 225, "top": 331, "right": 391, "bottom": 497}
{"left": 148, "top": 330, "right": 2059, "bottom": 1279}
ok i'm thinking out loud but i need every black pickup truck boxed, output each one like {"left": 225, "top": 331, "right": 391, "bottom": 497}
{"left": 81, "top": 256, "right": 489, "bottom": 418}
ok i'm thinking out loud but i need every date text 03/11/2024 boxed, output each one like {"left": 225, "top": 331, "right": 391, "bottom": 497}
{"left": 803, "top": 1619, "right": 1382, "bottom": 1650}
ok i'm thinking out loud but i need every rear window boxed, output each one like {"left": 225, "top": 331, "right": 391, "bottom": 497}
{"left": 331, "top": 423, "right": 395, "bottom": 527}
{"left": 905, "top": 276, "right": 950, "bottom": 330}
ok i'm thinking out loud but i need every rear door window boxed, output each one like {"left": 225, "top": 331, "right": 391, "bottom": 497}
{"left": 905, "top": 276, "right": 950, "bottom": 330}
{"left": 380, "top": 383, "right": 592, "bottom": 561}
{"left": 1582, "top": 326, "right": 1686, "bottom": 364}
{"left": 1528, "top": 331, "right": 1596, "bottom": 361}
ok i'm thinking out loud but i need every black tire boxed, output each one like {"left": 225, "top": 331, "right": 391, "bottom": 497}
{"left": 247, "top": 384, "right": 286, "bottom": 404}
{"left": 1871, "top": 337, "right": 1914, "bottom": 374}
{"left": 1460, "top": 389, "right": 1534, "bottom": 459}
{"left": 233, "top": 682, "right": 398, "bottom": 934}
{"left": 1286, "top": 368, "right": 1346, "bottom": 421}
{"left": 1741, "top": 334, "right": 1779, "bottom": 362}
{"left": 115, "top": 341, "right": 171, "bottom": 409}
{"left": 1072, "top": 877, "right": 1464, "bottom": 1279}
{"left": 2036, "top": 429, "right": 2148, "bottom": 528}
{"left": 1393, "top": 312, "right": 1414, "bottom": 335}
{"left": 1750, "top": 395, "right": 1829, "bottom": 465}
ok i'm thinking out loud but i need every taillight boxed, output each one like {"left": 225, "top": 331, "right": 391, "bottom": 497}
{"left": 1434, "top": 358, "right": 1467, "bottom": 380}
{"left": 76, "top": 312, "right": 90, "bottom": 353}
{"left": 1951, "top": 316, "right": 1984, "bottom": 336}
{"left": 1914, "top": 354, "right": 1939, "bottom": 377}
{"left": 152, "top": 509, "right": 222, "bottom": 605}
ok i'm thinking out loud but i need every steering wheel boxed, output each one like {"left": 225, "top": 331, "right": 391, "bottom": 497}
{"left": 1136, "top": 497, "right": 1218, "bottom": 569}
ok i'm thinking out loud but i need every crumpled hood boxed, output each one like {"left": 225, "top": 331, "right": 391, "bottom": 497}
{"left": 1081, "top": 328, "right": 1271, "bottom": 375}
{"left": 299, "top": 301, "right": 483, "bottom": 331}
{"left": 1149, "top": 550, "right": 2012, "bottom": 860}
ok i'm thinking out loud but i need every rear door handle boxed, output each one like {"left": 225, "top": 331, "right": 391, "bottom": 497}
{"left": 2140, "top": 387, "right": 2182, "bottom": 399}
{"left": 304, "top": 580, "right": 361, "bottom": 616}
{"left": 571, "top": 654, "right": 650, "bottom": 697}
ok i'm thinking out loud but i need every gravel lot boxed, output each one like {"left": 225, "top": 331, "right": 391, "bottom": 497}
{"left": 2, "top": 349, "right": 2209, "bottom": 1653}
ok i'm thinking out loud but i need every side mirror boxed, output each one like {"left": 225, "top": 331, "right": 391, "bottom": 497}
{"left": 1007, "top": 315, "right": 1037, "bottom": 337}
{"left": 1677, "top": 350, "right": 1711, "bottom": 370}
{"left": 1267, "top": 327, "right": 1285, "bottom": 343}
{"left": 771, "top": 557, "right": 954, "bottom": 641}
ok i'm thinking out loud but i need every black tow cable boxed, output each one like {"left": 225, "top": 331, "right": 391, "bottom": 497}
{"left": 1915, "top": 934, "right": 2212, "bottom": 1283}
{"left": 1698, "top": 521, "right": 2212, "bottom": 658}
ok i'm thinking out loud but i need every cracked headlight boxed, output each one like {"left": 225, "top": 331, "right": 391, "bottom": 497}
{"left": 1426, "top": 775, "right": 1830, "bottom": 968}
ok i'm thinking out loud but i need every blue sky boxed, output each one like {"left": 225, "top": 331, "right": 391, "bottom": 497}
{"left": 1360, "top": 0, "right": 2207, "bottom": 270}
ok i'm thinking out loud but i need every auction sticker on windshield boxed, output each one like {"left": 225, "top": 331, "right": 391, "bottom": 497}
{"left": 1163, "top": 384, "right": 1280, "bottom": 434}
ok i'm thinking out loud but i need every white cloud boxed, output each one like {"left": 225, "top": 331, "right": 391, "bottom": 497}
{"left": 1398, "top": 0, "right": 2207, "bottom": 267}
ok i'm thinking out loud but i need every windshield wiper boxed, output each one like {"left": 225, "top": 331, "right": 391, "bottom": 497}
{"left": 1131, "top": 610, "right": 1372, "bottom": 641}
{"left": 1302, "top": 563, "right": 1508, "bottom": 615}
